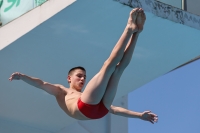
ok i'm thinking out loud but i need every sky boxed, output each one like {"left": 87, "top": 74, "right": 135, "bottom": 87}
{"left": 128, "top": 59, "right": 200, "bottom": 133}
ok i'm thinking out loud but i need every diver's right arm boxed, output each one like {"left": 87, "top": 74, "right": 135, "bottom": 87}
{"left": 9, "top": 72, "right": 66, "bottom": 96}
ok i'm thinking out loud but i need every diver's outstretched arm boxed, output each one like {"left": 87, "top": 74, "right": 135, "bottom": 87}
{"left": 109, "top": 105, "right": 158, "bottom": 124}
{"left": 9, "top": 72, "right": 65, "bottom": 96}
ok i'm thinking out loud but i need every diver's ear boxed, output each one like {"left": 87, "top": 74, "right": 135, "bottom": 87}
{"left": 67, "top": 75, "right": 71, "bottom": 83}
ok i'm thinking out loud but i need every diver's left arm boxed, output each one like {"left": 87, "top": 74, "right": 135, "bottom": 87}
{"left": 109, "top": 105, "right": 158, "bottom": 124}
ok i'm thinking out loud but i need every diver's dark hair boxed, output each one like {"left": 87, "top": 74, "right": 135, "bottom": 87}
{"left": 68, "top": 66, "right": 86, "bottom": 75}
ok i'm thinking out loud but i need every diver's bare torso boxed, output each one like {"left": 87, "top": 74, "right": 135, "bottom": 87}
{"left": 56, "top": 87, "right": 90, "bottom": 120}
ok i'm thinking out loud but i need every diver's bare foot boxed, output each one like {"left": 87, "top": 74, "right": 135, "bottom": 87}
{"left": 127, "top": 8, "right": 139, "bottom": 33}
{"left": 136, "top": 8, "right": 146, "bottom": 33}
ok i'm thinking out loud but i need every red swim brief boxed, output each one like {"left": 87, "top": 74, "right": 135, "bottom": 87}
{"left": 77, "top": 98, "right": 109, "bottom": 119}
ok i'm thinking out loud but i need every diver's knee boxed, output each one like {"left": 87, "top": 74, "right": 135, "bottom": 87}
{"left": 102, "top": 59, "right": 116, "bottom": 72}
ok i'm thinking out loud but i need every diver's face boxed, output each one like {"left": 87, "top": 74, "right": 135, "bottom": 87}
{"left": 68, "top": 69, "right": 86, "bottom": 91}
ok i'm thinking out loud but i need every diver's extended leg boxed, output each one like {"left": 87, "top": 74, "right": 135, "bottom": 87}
{"left": 81, "top": 8, "right": 139, "bottom": 104}
{"left": 102, "top": 10, "right": 146, "bottom": 109}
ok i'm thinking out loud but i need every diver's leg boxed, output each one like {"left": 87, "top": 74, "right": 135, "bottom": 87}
{"left": 81, "top": 8, "right": 139, "bottom": 104}
{"left": 102, "top": 10, "right": 146, "bottom": 109}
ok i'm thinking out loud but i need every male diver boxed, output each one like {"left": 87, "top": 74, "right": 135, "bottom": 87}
{"left": 9, "top": 8, "right": 158, "bottom": 123}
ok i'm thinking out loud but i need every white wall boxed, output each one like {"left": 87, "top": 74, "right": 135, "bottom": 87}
{"left": 157, "top": 0, "right": 181, "bottom": 8}
{"left": 157, "top": 0, "right": 200, "bottom": 15}
{"left": 186, "top": 0, "right": 200, "bottom": 15}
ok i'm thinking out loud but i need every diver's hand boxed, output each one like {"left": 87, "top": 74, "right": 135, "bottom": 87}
{"left": 140, "top": 111, "right": 158, "bottom": 124}
{"left": 9, "top": 72, "right": 22, "bottom": 81}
